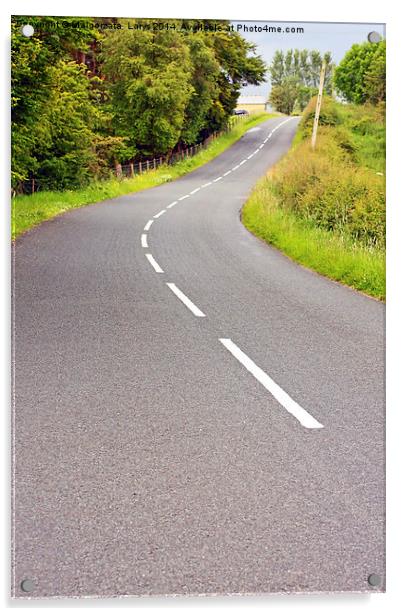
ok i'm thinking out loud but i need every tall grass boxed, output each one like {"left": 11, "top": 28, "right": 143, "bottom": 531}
{"left": 243, "top": 98, "right": 385, "bottom": 300}
{"left": 12, "top": 113, "right": 274, "bottom": 240}
{"left": 243, "top": 178, "right": 385, "bottom": 299}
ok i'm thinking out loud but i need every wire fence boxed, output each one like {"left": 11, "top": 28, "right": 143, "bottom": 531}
{"left": 17, "top": 114, "right": 249, "bottom": 195}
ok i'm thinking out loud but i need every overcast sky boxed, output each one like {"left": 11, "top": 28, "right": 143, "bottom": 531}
{"left": 231, "top": 20, "right": 386, "bottom": 97}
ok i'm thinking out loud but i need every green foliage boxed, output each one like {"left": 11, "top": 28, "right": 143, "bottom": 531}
{"left": 242, "top": 185, "right": 385, "bottom": 300}
{"left": 273, "top": 99, "right": 385, "bottom": 249}
{"left": 11, "top": 16, "right": 102, "bottom": 190}
{"left": 180, "top": 35, "right": 220, "bottom": 144}
{"left": 334, "top": 40, "right": 386, "bottom": 104}
{"left": 11, "top": 17, "right": 267, "bottom": 191}
{"left": 100, "top": 20, "right": 266, "bottom": 152}
{"left": 100, "top": 25, "right": 194, "bottom": 157}
{"left": 268, "top": 49, "right": 334, "bottom": 114}
{"left": 35, "top": 61, "right": 104, "bottom": 190}
{"left": 203, "top": 26, "right": 266, "bottom": 130}
{"left": 298, "top": 96, "right": 341, "bottom": 135}
{"left": 269, "top": 77, "right": 300, "bottom": 115}
{"left": 242, "top": 98, "right": 385, "bottom": 299}
{"left": 12, "top": 112, "right": 273, "bottom": 239}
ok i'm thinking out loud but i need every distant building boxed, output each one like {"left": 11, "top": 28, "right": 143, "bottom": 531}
{"left": 235, "top": 95, "right": 271, "bottom": 114}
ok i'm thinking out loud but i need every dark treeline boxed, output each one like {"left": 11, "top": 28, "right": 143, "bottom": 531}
{"left": 11, "top": 17, "right": 266, "bottom": 191}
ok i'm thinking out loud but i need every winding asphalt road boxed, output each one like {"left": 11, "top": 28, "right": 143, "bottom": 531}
{"left": 12, "top": 116, "right": 385, "bottom": 598}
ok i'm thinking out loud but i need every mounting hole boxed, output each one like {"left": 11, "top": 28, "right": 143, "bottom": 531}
{"left": 21, "top": 24, "right": 35, "bottom": 37}
{"left": 20, "top": 578, "right": 35, "bottom": 592}
{"left": 368, "top": 573, "right": 381, "bottom": 587}
{"left": 367, "top": 31, "right": 381, "bottom": 43}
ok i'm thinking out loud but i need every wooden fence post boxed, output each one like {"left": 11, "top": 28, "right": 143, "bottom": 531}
{"left": 130, "top": 163, "right": 134, "bottom": 177}
{"left": 115, "top": 162, "right": 122, "bottom": 178}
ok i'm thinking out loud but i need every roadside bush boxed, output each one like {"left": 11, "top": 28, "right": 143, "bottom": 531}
{"left": 271, "top": 117, "right": 385, "bottom": 249}
{"left": 298, "top": 96, "right": 341, "bottom": 137}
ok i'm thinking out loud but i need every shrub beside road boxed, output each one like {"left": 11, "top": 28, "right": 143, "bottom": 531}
{"left": 242, "top": 98, "right": 385, "bottom": 300}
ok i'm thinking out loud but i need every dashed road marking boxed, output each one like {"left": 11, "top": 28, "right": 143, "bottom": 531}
{"left": 223, "top": 170, "right": 231, "bottom": 176}
{"left": 239, "top": 160, "right": 247, "bottom": 166}
{"left": 202, "top": 182, "right": 212, "bottom": 188}
{"left": 145, "top": 253, "right": 164, "bottom": 273}
{"left": 167, "top": 201, "right": 178, "bottom": 209}
{"left": 213, "top": 176, "right": 223, "bottom": 182}
{"left": 141, "top": 234, "right": 148, "bottom": 248}
{"left": 232, "top": 165, "right": 240, "bottom": 171}
{"left": 166, "top": 283, "right": 206, "bottom": 317}
{"left": 144, "top": 220, "right": 153, "bottom": 231}
{"left": 190, "top": 188, "right": 201, "bottom": 194}
{"left": 219, "top": 338, "right": 323, "bottom": 429}
{"left": 178, "top": 194, "right": 190, "bottom": 201}
{"left": 154, "top": 210, "right": 166, "bottom": 219}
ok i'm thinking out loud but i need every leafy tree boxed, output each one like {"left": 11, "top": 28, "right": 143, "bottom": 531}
{"left": 101, "top": 21, "right": 266, "bottom": 153}
{"left": 33, "top": 61, "right": 105, "bottom": 190}
{"left": 334, "top": 40, "right": 386, "bottom": 104}
{"left": 269, "top": 77, "right": 300, "bottom": 115}
{"left": 178, "top": 34, "right": 220, "bottom": 145}
{"left": 11, "top": 17, "right": 267, "bottom": 190}
{"left": 268, "top": 49, "right": 334, "bottom": 114}
{"left": 364, "top": 44, "right": 386, "bottom": 104}
{"left": 202, "top": 24, "right": 266, "bottom": 131}
{"left": 100, "top": 24, "right": 194, "bottom": 158}
{"left": 269, "top": 50, "right": 285, "bottom": 87}
{"left": 11, "top": 17, "right": 98, "bottom": 189}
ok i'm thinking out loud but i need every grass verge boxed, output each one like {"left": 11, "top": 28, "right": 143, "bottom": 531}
{"left": 242, "top": 98, "right": 385, "bottom": 301}
{"left": 12, "top": 113, "right": 275, "bottom": 240}
{"left": 242, "top": 176, "right": 385, "bottom": 300}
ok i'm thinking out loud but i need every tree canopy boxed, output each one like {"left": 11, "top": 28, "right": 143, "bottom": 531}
{"left": 11, "top": 17, "right": 266, "bottom": 191}
{"left": 268, "top": 49, "right": 334, "bottom": 115}
{"left": 333, "top": 40, "right": 385, "bottom": 105}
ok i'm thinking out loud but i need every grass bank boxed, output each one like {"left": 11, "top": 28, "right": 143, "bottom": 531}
{"left": 12, "top": 112, "right": 275, "bottom": 240}
{"left": 242, "top": 98, "right": 385, "bottom": 300}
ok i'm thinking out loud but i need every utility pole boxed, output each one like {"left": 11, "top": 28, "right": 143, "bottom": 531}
{"left": 311, "top": 60, "right": 326, "bottom": 150}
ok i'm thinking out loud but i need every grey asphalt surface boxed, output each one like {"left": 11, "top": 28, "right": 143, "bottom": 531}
{"left": 12, "top": 116, "right": 385, "bottom": 598}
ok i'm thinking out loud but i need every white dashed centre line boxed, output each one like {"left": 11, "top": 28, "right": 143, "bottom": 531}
{"left": 219, "top": 338, "right": 323, "bottom": 430}
{"left": 213, "top": 176, "right": 223, "bottom": 182}
{"left": 247, "top": 154, "right": 254, "bottom": 160}
{"left": 154, "top": 210, "right": 166, "bottom": 219}
{"left": 145, "top": 254, "right": 164, "bottom": 273}
{"left": 239, "top": 160, "right": 247, "bottom": 166}
{"left": 141, "top": 234, "right": 148, "bottom": 248}
{"left": 223, "top": 171, "right": 231, "bottom": 176}
{"left": 190, "top": 188, "right": 201, "bottom": 195}
{"left": 178, "top": 194, "right": 190, "bottom": 201}
{"left": 166, "top": 283, "right": 206, "bottom": 317}
{"left": 232, "top": 165, "right": 240, "bottom": 171}
{"left": 144, "top": 220, "right": 153, "bottom": 231}
{"left": 167, "top": 201, "right": 178, "bottom": 209}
